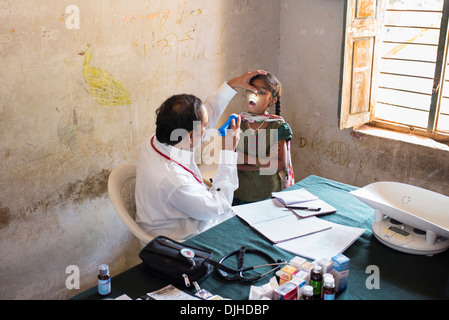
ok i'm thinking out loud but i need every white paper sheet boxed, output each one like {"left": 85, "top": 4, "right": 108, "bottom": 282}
{"left": 231, "top": 198, "right": 292, "bottom": 225}
{"left": 232, "top": 199, "right": 332, "bottom": 243}
{"left": 147, "top": 285, "right": 200, "bottom": 300}
{"left": 275, "top": 222, "right": 365, "bottom": 260}
{"left": 252, "top": 215, "right": 333, "bottom": 243}
{"left": 271, "top": 188, "right": 318, "bottom": 206}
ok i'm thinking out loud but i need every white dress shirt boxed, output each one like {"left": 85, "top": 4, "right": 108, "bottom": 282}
{"left": 135, "top": 82, "right": 238, "bottom": 243}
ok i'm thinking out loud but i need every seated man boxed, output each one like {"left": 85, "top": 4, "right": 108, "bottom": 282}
{"left": 135, "top": 70, "right": 266, "bottom": 243}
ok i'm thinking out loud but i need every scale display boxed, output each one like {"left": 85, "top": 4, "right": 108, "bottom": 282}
{"left": 372, "top": 217, "right": 449, "bottom": 256}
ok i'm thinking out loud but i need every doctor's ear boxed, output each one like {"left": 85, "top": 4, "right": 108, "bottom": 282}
{"left": 188, "top": 130, "right": 194, "bottom": 144}
{"left": 188, "top": 129, "right": 202, "bottom": 148}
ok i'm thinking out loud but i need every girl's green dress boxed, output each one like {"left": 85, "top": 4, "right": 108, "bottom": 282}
{"left": 233, "top": 119, "right": 292, "bottom": 205}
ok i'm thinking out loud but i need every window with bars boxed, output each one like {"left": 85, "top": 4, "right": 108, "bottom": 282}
{"left": 340, "top": 0, "right": 449, "bottom": 142}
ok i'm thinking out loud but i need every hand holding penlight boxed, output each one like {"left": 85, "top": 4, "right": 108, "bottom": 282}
{"left": 218, "top": 114, "right": 239, "bottom": 136}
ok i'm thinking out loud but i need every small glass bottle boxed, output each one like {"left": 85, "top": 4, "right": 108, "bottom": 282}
{"left": 310, "top": 265, "right": 323, "bottom": 299}
{"left": 322, "top": 277, "right": 336, "bottom": 300}
{"left": 97, "top": 264, "right": 111, "bottom": 296}
{"left": 302, "top": 285, "right": 314, "bottom": 300}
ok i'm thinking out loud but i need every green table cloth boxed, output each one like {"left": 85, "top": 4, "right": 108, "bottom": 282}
{"left": 72, "top": 175, "right": 449, "bottom": 300}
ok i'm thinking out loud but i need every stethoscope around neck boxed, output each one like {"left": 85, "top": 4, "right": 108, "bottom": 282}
{"left": 150, "top": 135, "right": 203, "bottom": 184}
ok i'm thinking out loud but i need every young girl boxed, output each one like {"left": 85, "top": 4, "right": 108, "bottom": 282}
{"left": 233, "top": 72, "right": 294, "bottom": 205}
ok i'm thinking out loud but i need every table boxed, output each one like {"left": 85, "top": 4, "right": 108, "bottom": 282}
{"left": 72, "top": 175, "right": 449, "bottom": 300}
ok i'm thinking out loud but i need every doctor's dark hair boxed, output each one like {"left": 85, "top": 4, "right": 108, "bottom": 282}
{"left": 250, "top": 72, "right": 282, "bottom": 116}
{"left": 155, "top": 94, "right": 204, "bottom": 146}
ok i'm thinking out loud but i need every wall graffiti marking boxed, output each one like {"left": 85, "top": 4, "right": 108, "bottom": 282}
{"left": 80, "top": 44, "right": 132, "bottom": 106}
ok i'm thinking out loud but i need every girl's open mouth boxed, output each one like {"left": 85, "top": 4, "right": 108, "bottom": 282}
{"left": 248, "top": 97, "right": 257, "bottom": 107}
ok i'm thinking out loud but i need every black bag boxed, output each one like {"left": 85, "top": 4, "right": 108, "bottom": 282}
{"left": 139, "top": 236, "right": 285, "bottom": 288}
{"left": 139, "top": 236, "right": 215, "bottom": 288}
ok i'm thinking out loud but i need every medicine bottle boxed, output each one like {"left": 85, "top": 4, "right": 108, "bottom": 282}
{"left": 98, "top": 264, "right": 111, "bottom": 296}
{"left": 310, "top": 265, "right": 322, "bottom": 298}
{"left": 302, "top": 285, "right": 314, "bottom": 300}
{"left": 323, "top": 273, "right": 333, "bottom": 280}
{"left": 322, "top": 277, "right": 335, "bottom": 300}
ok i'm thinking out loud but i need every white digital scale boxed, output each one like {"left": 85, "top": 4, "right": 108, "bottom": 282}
{"left": 372, "top": 216, "right": 449, "bottom": 256}
{"left": 350, "top": 181, "right": 449, "bottom": 256}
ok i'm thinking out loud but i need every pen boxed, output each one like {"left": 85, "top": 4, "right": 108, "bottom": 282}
{"left": 285, "top": 206, "right": 321, "bottom": 212}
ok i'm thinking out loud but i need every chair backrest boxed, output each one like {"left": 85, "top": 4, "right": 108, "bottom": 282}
{"left": 107, "top": 164, "right": 153, "bottom": 244}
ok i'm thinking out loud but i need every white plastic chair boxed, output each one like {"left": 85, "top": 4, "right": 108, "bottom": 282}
{"left": 107, "top": 164, "right": 153, "bottom": 244}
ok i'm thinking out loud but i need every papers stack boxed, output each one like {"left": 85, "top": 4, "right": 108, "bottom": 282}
{"left": 272, "top": 188, "right": 337, "bottom": 218}
{"left": 232, "top": 188, "right": 365, "bottom": 260}
{"left": 231, "top": 199, "right": 332, "bottom": 244}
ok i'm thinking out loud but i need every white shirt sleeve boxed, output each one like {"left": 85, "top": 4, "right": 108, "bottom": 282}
{"left": 204, "top": 82, "right": 237, "bottom": 131}
{"left": 168, "top": 150, "right": 238, "bottom": 221}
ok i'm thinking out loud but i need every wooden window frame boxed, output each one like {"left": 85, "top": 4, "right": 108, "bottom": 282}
{"left": 339, "top": 0, "right": 449, "bottom": 145}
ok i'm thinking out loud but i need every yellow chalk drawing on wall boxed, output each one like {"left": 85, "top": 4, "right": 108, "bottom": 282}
{"left": 81, "top": 44, "right": 132, "bottom": 106}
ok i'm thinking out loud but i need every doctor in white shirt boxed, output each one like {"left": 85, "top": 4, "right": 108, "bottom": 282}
{"left": 135, "top": 70, "right": 267, "bottom": 243}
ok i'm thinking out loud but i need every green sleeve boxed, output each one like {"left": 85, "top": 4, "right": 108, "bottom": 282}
{"left": 278, "top": 122, "right": 292, "bottom": 142}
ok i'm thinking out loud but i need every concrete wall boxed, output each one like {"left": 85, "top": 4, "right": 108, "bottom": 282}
{"left": 0, "top": 0, "right": 280, "bottom": 299}
{"left": 279, "top": 0, "right": 449, "bottom": 196}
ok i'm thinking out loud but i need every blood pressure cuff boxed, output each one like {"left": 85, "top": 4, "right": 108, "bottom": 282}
{"left": 139, "top": 236, "right": 215, "bottom": 288}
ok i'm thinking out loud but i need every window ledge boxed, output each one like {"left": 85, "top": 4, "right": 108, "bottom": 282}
{"left": 353, "top": 124, "right": 449, "bottom": 152}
